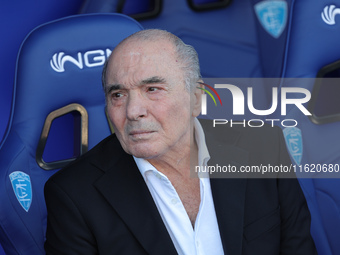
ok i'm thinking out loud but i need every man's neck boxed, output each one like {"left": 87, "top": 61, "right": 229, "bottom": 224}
{"left": 147, "top": 121, "right": 198, "bottom": 178}
{"left": 147, "top": 141, "right": 198, "bottom": 179}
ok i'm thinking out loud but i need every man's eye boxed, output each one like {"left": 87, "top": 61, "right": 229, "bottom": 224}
{"left": 147, "top": 87, "right": 159, "bottom": 92}
{"left": 112, "top": 92, "right": 123, "bottom": 98}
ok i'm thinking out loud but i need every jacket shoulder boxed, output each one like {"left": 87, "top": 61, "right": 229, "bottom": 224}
{"left": 46, "top": 134, "right": 125, "bottom": 186}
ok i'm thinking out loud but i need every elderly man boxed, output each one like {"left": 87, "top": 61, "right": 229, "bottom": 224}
{"left": 44, "top": 29, "right": 317, "bottom": 255}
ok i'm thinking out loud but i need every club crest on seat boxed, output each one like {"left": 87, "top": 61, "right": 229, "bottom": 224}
{"left": 254, "top": 0, "right": 288, "bottom": 38}
{"left": 9, "top": 171, "right": 32, "bottom": 212}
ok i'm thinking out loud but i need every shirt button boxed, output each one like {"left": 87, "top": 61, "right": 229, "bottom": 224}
{"left": 171, "top": 198, "right": 178, "bottom": 204}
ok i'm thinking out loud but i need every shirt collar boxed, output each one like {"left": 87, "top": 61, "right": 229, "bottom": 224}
{"left": 134, "top": 118, "right": 210, "bottom": 179}
{"left": 134, "top": 155, "right": 157, "bottom": 181}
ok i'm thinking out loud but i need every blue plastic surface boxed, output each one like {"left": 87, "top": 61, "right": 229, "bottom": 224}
{"left": 2, "top": 0, "right": 340, "bottom": 254}
{"left": 0, "top": 13, "right": 142, "bottom": 255}
{"left": 0, "top": 0, "right": 83, "bottom": 144}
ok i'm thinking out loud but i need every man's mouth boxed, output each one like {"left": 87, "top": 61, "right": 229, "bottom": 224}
{"left": 129, "top": 130, "right": 155, "bottom": 140}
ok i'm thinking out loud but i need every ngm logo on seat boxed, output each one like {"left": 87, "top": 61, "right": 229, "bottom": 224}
{"left": 50, "top": 48, "right": 112, "bottom": 72}
{"left": 322, "top": 5, "right": 340, "bottom": 25}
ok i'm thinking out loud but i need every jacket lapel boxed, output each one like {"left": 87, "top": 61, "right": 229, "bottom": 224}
{"left": 202, "top": 120, "right": 249, "bottom": 255}
{"left": 210, "top": 170, "right": 247, "bottom": 255}
{"left": 91, "top": 135, "right": 177, "bottom": 255}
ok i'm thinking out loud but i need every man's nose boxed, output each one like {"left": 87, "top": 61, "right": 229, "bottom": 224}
{"left": 126, "top": 92, "right": 147, "bottom": 121}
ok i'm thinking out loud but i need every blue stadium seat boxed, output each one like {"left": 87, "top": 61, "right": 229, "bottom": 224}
{"left": 267, "top": 0, "right": 340, "bottom": 254}
{"left": 81, "top": 0, "right": 262, "bottom": 78}
{"left": 0, "top": 0, "right": 83, "bottom": 146}
{"left": 251, "top": 0, "right": 290, "bottom": 78}
{"left": 0, "top": 13, "right": 142, "bottom": 255}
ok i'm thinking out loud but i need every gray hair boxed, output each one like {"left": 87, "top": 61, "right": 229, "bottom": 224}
{"left": 102, "top": 29, "right": 201, "bottom": 92}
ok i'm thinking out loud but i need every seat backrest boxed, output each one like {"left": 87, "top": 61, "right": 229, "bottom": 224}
{"left": 251, "top": 0, "right": 291, "bottom": 78}
{"left": 272, "top": 0, "right": 340, "bottom": 254}
{"left": 0, "top": 0, "right": 83, "bottom": 145}
{"left": 0, "top": 13, "right": 142, "bottom": 255}
{"left": 81, "top": 0, "right": 263, "bottom": 78}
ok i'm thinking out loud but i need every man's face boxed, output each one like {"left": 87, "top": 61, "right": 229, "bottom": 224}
{"left": 104, "top": 39, "right": 201, "bottom": 160}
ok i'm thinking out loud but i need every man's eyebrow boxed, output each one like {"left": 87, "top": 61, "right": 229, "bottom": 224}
{"left": 105, "top": 84, "right": 121, "bottom": 94}
{"left": 105, "top": 77, "right": 165, "bottom": 94}
{"left": 140, "top": 76, "right": 166, "bottom": 85}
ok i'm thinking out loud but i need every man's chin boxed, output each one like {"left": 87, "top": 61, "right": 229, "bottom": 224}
{"left": 123, "top": 144, "right": 157, "bottom": 159}
{"left": 130, "top": 151, "right": 158, "bottom": 160}
{"left": 120, "top": 139, "right": 163, "bottom": 159}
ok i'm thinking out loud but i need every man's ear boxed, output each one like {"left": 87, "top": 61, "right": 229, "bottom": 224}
{"left": 192, "top": 80, "right": 205, "bottom": 117}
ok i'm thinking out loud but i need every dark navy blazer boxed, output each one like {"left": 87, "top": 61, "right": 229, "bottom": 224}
{"left": 44, "top": 120, "right": 317, "bottom": 255}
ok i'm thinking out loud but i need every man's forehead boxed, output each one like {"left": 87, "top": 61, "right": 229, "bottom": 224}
{"left": 111, "top": 49, "right": 158, "bottom": 70}
{"left": 106, "top": 39, "right": 182, "bottom": 86}
{"left": 110, "top": 42, "right": 177, "bottom": 71}
{"left": 118, "top": 51, "right": 143, "bottom": 66}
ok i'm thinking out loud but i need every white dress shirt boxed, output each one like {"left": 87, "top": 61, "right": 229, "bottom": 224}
{"left": 134, "top": 118, "right": 224, "bottom": 255}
